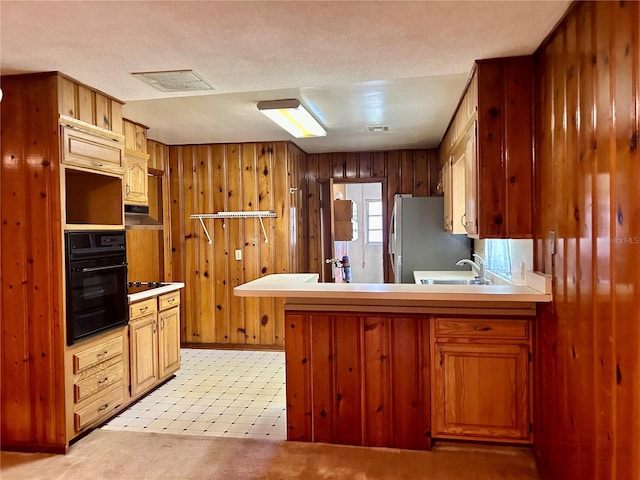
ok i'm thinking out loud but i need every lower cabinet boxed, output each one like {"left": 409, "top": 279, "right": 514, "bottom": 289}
{"left": 129, "top": 290, "right": 181, "bottom": 399}
{"left": 158, "top": 305, "right": 181, "bottom": 379}
{"left": 431, "top": 317, "right": 532, "bottom": 443}
{"left": 70, "top": 327, "right": 127, "bottom": 434}
{"left": 129, "top": 312, "right": 159, "bottom": 397}
{"left": 283, "top": 311, "right": 534, "bottom": 449}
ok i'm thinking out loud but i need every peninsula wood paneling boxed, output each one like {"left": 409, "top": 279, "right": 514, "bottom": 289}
{"left": 284, "top": 311, "right": 431, "bottom": 450}
{"left": 168, "top": 142, "right": 307, "bottom": 346}
{"left": 306, "top": 149, "right": 439, "bottom": 282}
{"left": 533, "top": 3, "right": 640, "bottom": 480}
{"left": 0, "top": 74, "right": 67, "bottom": 452}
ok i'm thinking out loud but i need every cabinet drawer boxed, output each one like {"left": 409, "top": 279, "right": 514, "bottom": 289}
{"left": 74, "top": 383, "right": 124, "bottom": 432}
{"left": 159, "top": 291, "right": 180, "bottom": 311}
{"left": 62, "top": 126, "right": 124, "bottom": 174}
{"left": 130, "top": 298, "right": 157, "bottom": 320}
{"left": 74, "top": 358, "right": 124, "bottom": 403}
{"left": 434, "top": 318, "right": 528, "bottom": 339}
{"left": 73, "top": 336, "right": 123, "bottom": 373}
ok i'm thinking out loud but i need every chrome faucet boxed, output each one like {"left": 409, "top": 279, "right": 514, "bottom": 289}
{"left": 456, "top": 254, "right": 487, "bottom": 284}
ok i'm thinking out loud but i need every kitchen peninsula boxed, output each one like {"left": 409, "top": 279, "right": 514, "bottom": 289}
{"left": 235, "top": 273, "right": 550, "bottom": 450}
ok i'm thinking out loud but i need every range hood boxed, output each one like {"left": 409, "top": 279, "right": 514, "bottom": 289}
{"left": 124, "top": 204, "right": 163, "bottom": 230}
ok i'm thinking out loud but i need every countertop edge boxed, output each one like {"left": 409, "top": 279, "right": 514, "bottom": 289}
{"left": 234, "top": 274, "right": 551, "bottom": 303}
{"left": 128, "top": 282, "right": 185, "bottom": 303}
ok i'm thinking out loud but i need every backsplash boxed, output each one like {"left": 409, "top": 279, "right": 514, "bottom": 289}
{"left": 474, "top": 239, "right": 533, "bottom": 284}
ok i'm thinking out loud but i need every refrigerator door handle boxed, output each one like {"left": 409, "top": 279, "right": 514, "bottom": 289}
{"left": 388, "top": 202, "right": 397, "bottom": 275}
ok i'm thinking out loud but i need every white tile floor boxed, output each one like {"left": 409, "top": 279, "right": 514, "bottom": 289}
{"left": 101, "top": 349, "right": 287, "bottom": 440}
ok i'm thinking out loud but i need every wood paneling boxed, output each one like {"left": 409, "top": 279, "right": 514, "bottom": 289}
{"left": 534, "top": 3, "right": 640, "bottom": 480}
{"left": 284, "top": 311, "right": 431, "bottom": 450}
{"left": 306, "top": 149, "right": 439, "bottom": 282}
{"left": 168, "top": 142, "right": 307, "bottom": 346}
{"left": 0, "top": 74, "right": 67, "bottom": 451}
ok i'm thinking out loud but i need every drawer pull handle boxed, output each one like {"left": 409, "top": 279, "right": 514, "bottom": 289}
{"left": 96, "top": 350, "right": 108, "bottom": 359}
{"left": 140, "top": 306, "right": 148, "bottom": 313}
{"left": 91, "top": 161, "right": 104, "bottom": 167}
{"left": 473, "top": 326, "right": 493, "bottom": 332}
{"left": 98, "top": 403, "right": 109, "bottom": 412}
{"left": 97, "top": 377, "right": 109, "bottom": 385}
{"left": 168, "top": 298, "right": 175, "bottom": 304}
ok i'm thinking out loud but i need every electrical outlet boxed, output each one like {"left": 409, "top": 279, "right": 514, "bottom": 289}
{"left": 235, "top": 249, "right": 242, "bottom": 261}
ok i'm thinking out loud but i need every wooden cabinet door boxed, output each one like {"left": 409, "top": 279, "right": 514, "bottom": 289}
{"left": 442, "top": 157, "right": 452, "bottom": 232}
{"left": 124, "top": 155, "right": 148, "bottom": 205}
{"left": 61, "top": 125, "right": 124, "bottom": 174}
{"left": 463, "top": 123, "right": 478, "bottom": 236}
{"left": 158, "top": 306, "right": 181, "bottom": 379}
{"left": 433, "top": 342, "right": 529, "bottom": 441}
{"left": 129, "top": 313, "right": 158, "bottom": 397}
{"left": 450, "top": 153, "right": 466, "bottom": 235}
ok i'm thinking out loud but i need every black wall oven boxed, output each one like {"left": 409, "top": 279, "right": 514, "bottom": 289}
{"left": 65, "top": 230, "right": 128, "bottom": 346}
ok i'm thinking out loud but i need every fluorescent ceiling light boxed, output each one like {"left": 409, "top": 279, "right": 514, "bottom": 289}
{"left": 257, "top": 99, "right": 326, "bottom": 138}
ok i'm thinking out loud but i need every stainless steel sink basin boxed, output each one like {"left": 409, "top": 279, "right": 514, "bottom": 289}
{"left": 420, "top": 278, "right": 492, "bottom": 285}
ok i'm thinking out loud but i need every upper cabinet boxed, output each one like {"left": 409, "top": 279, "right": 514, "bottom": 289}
{"left": 440, "top": 56, "right": 534, "bottom": 239}
{"left": 57, "top": 74, "right": 124, "bottom": 135}
{"left": 123, "top": 119, "right": 150, "bottom": 206}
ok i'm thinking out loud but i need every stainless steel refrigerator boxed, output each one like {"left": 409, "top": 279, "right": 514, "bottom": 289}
{"left": 389, "top": 194, "right": 472, "bottom": 283}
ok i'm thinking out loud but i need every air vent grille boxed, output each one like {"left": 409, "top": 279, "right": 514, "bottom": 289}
{"left": 132, "top": 70, "right": 214, "bottom": 93}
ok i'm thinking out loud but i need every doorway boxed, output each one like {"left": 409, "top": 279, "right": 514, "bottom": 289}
{"left": 322, "top": 181, "right": 384, "bottom": 283}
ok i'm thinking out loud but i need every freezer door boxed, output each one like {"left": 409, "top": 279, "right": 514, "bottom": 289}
{"left": 390, "top": 194, "right": 412, "bottom": 283}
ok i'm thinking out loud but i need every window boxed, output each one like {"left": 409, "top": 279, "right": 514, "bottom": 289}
{"left": 366, "top": 200, "right": 383, "bottom": 244}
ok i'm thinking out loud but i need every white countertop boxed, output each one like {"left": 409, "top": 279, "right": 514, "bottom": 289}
{"left": 128, "top": 282, "right": 185, "bottom": 303}
{"left": 234, "top": 274, "right": 551, "bottom": 303}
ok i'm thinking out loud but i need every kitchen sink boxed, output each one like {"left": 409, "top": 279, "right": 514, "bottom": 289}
{"left": 420, "top": 278, "right": 492, "bottom": 285}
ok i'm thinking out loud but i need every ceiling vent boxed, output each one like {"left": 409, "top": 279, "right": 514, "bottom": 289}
{"left": 132, "top": 69, "right": 215, "bottom": 93}
{"left": 365, "top": 125, "right": 389, "bottom": 132}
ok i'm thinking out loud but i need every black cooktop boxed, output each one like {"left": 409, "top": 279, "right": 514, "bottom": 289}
{"left": 127, "top": 281, "right": 168, "bottom": 294}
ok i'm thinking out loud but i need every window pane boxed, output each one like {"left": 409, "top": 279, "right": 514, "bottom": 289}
{"left": 369, "top": 230, "right": 383, "bottom": 243}
{"left": 368, "top": 201, "right": 382, "bottom": 215}
{"left": 369, "top": 216, "right": 382, "bottom": 229}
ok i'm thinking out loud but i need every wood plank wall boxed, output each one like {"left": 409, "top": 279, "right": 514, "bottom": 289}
{"left": 285, "top": 311, "right": 431, "bottom": 450}
{"left": 0, "top": 74, "right": 67, "bottom": 451}
{"left": 533, "top": 2, "right": 640, "bottom": 480}
{"left": 306, "top": 150, "right": 439, "bottom": 282}
{"left": 168, "top": 142, "right": 307, "bottom": 347}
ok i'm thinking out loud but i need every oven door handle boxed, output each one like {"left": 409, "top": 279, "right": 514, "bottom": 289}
{"left": 81, "top": 264, "right": 125, "bottom": 273}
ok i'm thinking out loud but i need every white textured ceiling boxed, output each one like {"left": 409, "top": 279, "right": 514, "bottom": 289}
{"left": 0, "top": 1, "right": 570, "bottom": 153}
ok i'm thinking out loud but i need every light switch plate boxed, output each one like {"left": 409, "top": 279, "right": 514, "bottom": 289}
{"left": 235, "top": 249, "right": 242, "bottom": 261}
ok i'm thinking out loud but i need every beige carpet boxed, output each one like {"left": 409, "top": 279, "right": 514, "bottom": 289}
{"left": 1, "top": 430, "right": 539, "bottom": 480}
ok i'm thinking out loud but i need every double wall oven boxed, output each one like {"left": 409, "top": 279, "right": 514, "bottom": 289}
{"left": 65, "top": 230, "right": 128, "bottom": 345}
